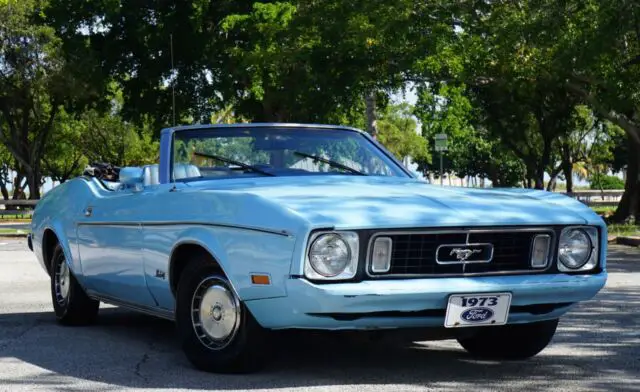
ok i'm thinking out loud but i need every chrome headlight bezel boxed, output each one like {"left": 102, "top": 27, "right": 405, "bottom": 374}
{"left": 304, "top": 231, "right": 359, "bottom": 280}
{"left": 557, "top": 226, "right": 599, "bottom": 272}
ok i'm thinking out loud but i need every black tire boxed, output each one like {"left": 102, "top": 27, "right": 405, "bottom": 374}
{"left": 175, "top": 256, "right": 266, "bottom": 374}
{"left": 456, "top": 319, "right": 559, "bottom": 360}
{"left": 50, "top": 243, "right": 100, "bottom": 325}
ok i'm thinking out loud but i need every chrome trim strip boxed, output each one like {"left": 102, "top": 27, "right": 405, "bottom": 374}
{"left": 365, "top": 227, "right": 556, "bottom": 278}
{"left": 76, "top": 221, "right": 291, "bottom": 237}
{"left": 88, "top": 292, "right": 175, "bottom": 321}
{"left": 435, "top": 243, "right": 494, "bottom": 264}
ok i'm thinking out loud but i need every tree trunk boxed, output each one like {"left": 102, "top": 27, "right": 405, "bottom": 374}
{"left": 0, "top": 181, "right": 8, "bottom": 200}
{"left": 612, "top": 136, "right": 640, "bottom": 223}
{"left": 365, "top": 91, "right": 378, "bottom": 139}
{"left": 546, "top": 177, "right": 556, "bottom": 192}
{"left": 561, "top": 157, "right": 574, "bottom": 194}
{"left": 546, "top": 165, "right": 563, "bottom": 192}
{"left": 535, "top": 139, "right": 552, "bottom": 190}
{"left": 26, "top": 164, "right": 41, "bottom": 200}
{"left": 12, "top": 172, "right": 25, "bottom": 199}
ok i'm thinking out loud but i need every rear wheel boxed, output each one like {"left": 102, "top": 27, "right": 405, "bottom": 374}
{"left": 175, "top": 257, "right": 266, "bottom": 373}
{"left": 50, "top": 244, "right": 100, "bottom": 325}
{"left": 457, "top": 319, "right": 559, "bottom": 359}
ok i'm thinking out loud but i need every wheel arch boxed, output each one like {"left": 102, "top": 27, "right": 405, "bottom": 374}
{"left": 41, "top": 225, "right": 76, "bottom": 276}
{"left": 168, "top": 240, "right": 231, "bottom": 297}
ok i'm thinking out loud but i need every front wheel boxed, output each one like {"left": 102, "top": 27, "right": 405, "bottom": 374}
{"left": 456, "top": 319, "right": 559, "bottom": 360}
{"left": 175, "top": 259, "right": 266, "bottom": 373}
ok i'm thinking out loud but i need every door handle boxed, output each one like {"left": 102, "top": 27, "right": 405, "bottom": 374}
{"left": 84, "top": 206, "right": 93, "bottom": 217}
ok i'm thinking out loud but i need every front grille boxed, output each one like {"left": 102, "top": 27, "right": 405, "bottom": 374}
{"left": 367, "top": 229, "right": 555, "bottom": 277}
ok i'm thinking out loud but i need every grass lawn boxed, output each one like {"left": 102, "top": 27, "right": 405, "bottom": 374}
{"left": 0, "top": 228, "right": 24, "bottom": 235}
{"left": 0, "top": 214, "right": 33, "bottom": 221}
{"left": 607, "top": 224, "right": 640, "bottom": 237}
{"left": 592, "top": 206, "right": 617, "bottom": 215}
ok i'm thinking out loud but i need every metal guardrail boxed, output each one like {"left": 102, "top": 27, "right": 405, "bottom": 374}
{"left": 0, "top": 200, "right": 39, "bottom": 206}
{"left": 0, "top": 199, "right": 38, "bottom": 217}
{"left": 0, "top": 189, "right": 627, "bottom": 216}
{"left": 564, "top": 190, "right": 624, "bottom": 207}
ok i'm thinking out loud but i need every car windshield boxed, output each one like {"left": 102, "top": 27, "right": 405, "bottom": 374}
{"left": 171, "top": 126, "right": 409, "bottom": 180}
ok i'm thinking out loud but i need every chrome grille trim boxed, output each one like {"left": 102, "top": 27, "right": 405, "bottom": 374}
{"left": 365, "top": 227, "right": 557, "bottom": 278}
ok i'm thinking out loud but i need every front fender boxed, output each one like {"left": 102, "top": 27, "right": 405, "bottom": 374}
{"left": 149, "top": 224, "right": 297, "bottom": 306}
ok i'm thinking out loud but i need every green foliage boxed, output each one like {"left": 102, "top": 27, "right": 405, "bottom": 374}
{"left": 77, "top": 110, "right": 159, "bottom": 167}
{"left": 413, "top": 82, "right": 525, "bottom": 186}
{"left": 0, "top": 0, "right": 104, "bottom": 197}
{"left": 2, "top": 0, "right": 637, "bottom": 203}
{"left": 376, "top": 103, "right": 428, "bottom": 163}
{"left": 42, "top": 108, "right": 88, "bottom": 183}
{"left": 589, "top": 174, "right": 625, "bottom": 190}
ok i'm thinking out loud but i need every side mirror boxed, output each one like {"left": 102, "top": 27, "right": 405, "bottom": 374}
{"left": 119, "top": 167, "right": 144, "bottom": 190}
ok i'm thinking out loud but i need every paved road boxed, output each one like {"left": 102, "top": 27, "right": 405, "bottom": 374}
{"left": 0, "top": 239, "right": 638, "bottom": 392}
{"left": 0, "top": 222, "right": 30, "bottom": 231}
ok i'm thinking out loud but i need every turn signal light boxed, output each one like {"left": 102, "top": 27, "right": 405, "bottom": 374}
{"left": 251, "top": 274, "right": 271, "bottom": 285}
{"left": 531, "top": 234, "right": 551, "bottom": 268}
{"left": 371, "top": 237, "right": 393, "bottom": 273}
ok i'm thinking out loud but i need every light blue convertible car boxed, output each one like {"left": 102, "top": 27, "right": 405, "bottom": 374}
{"left": 28, "top": 123, "right": 607, "bottom": 373}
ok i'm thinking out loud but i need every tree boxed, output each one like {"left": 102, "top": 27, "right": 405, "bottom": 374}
{"left": 0, "top": 0, "right": 102, "bottom": 199}
{"left": 42, "top": 109, "right": 87, "bottom": 183}
{"left": 546, "top": 106, "right": 616, "bottom": 193}
{"left": 503, "top": 0, "right": 640, "bottom": 220}
{"left": 45, "top": 0, "right": 463, "bottom": 131}
{"left": 413, "top": 81, "right": 526, "bottom": 187}
{"left": 376, "top": 103, "right": 428, "bottom": 164}
{"left": 76, "top": 110, "right": 159, "bottom": 167}
{"left": 0, "top": 143, "right": 11, "bottom": 199}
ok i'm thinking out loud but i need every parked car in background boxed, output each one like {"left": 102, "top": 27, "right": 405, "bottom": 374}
{"left": 28, "top": 123, "right": 607, "bottom": 373}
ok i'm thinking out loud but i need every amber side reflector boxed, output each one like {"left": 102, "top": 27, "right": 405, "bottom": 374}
{"left": 251, "top": 274, "right": 271, "bottom": 285}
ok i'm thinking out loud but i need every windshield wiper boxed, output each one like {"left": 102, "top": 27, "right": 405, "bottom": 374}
{"left": 292, "top": 151, "right": 366, "bottom": 175}
{"left": 193, "top": 151, "right": 276, "bottom": 177}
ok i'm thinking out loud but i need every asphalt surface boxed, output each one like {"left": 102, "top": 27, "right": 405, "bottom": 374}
{"left": 0, "top": 222, "right": 30, "bottom": 231}
{"left": 0, "top": 238, "right": 638, "bottom": 392}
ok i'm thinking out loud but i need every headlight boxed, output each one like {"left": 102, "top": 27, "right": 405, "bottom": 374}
{"left": 305, "top": 231, "right": 359, "bottom": 280}
{"left": 558, "top": 227, "right": 599, "bottom": 272}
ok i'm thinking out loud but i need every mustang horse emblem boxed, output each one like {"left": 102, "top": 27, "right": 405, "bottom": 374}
{"left": 449, "top": 248, "right": 482, "bottom": 262}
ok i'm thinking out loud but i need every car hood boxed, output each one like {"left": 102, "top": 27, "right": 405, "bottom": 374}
{"left": 186, "top": 175, "right": 600, "bottom": 230}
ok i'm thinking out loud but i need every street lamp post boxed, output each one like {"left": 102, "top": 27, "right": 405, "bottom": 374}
{"left": 434, "top": 133, "right": 448, "bottom": 186}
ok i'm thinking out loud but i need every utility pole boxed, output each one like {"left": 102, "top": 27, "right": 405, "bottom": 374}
{"left": 440, "top": 151, "right": 444, "bottom": 186}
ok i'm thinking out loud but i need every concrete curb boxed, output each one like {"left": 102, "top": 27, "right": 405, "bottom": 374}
{"left": 616, "top": 236, "right": 640, "bottom": 247}
{"left": 0, "top": 233, "right": 28, "bottom": 238}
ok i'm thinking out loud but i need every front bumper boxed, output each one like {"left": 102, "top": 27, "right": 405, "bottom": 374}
{"left": 245, "top": 272, "right": 607, "bottom": 330}
{"left": 27, "top": 233, "right": 33, "bottom": 251}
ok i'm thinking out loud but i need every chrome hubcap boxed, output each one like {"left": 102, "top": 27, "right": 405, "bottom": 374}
{"left": 191, "top": 277, "right": 240, "bottom": 350}
{"left": 55, "top": 257, "right": 70, "bottom": 305}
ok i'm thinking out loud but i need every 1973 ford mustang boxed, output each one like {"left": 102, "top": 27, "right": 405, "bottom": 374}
{"left": 28, "top": 123, "right": 607, "bottom": 373}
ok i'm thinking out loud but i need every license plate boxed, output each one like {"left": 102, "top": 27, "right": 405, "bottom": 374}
{"left": 444, "top": 292, "right": 512, "bottom": 328}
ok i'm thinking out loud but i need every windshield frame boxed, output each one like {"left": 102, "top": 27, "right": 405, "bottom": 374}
{"left": 167, "top": 123, "right": 415, "bottom": 182}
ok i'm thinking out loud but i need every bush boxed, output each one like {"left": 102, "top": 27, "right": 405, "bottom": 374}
{"left": 589, "top": 173, "right": 625, "bottom": 190}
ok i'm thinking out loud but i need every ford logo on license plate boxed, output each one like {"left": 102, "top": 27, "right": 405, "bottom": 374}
{"left": 460, "top": 307, "right": 494, "bottom": 322}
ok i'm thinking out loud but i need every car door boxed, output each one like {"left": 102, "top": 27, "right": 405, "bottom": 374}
{"left": 76, "top": 185, "right": 158, "bottom": 308}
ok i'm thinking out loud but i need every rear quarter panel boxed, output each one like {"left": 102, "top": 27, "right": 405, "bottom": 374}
{"left": 31, "top": 178, "right": 98, "bottom": 276}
